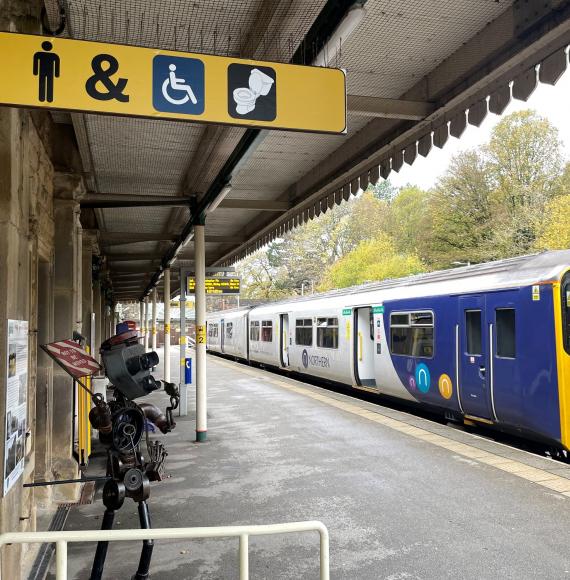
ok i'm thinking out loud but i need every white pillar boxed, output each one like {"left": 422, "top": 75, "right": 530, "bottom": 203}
{"left": 164, "top": 269, "right": 171, "bottom": 383}
{"left": 144, "top": 298, "right": 149, "bottom": 351}
{"left": 195, "top": 224, "right": 207, "bottom": 442}
{"left": 151, "top": 287, "right": 158, "bottom": 351}
{"left": 139, "top": 300, "right": 144, "bottom": 342}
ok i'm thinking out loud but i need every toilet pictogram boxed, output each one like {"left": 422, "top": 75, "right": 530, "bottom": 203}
{"left": 228, "top": 64, "right": 276, "bottom": 122}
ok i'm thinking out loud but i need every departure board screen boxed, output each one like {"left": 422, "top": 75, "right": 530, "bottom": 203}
{"left": 187, "top": 276, "right": 240, "bottom": 295}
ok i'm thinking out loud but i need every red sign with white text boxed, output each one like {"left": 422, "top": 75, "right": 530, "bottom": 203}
{"left": 41, "top": 340, "right": 101, "bottom": 379}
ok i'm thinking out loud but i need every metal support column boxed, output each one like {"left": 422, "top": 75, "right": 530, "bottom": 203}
{"left": 195, "top": 224, "right": 207, "bottom": 442}
{"left": 179, "top": 269, "right": 188, "bottom": 417}
{"left": 163, "top": 269, "right": 171, "bottom": 383}
{"left": 139, "top": 300, "right": 144, "bottom": 342}
{"left": 151, "top": 288, "right": 157, "bottom": 351}
{"left": 143, "top": 299, "right": 149, "bottom": 351}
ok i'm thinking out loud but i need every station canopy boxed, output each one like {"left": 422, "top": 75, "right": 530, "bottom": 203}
{"left": 46, "top": 0, "right": 570, "bottom": 301}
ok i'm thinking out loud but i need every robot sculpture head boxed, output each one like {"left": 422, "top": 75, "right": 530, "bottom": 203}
{"left": 100, "top": 331, "right": 160, "bottom": 400}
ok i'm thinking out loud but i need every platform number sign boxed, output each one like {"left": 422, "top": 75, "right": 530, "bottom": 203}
{"left": 196, "top": 325, "right": 206, "bottom": 345}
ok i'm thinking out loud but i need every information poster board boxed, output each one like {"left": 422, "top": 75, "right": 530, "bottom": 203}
{"left": 4, "top": 320, "right": 28, "bottom": 495}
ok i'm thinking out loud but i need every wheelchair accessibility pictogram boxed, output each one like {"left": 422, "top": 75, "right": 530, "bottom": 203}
{"left": 152, "top": 55, "right": 204, "bottom": 115}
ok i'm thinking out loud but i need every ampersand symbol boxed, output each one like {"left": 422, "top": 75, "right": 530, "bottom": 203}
{"left": 85, "top": 54, "right": 129, "bottom": 102}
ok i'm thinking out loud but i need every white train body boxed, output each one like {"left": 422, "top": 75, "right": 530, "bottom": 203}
{"left": 206, "top": 251, "right": 570, "bottom": 451}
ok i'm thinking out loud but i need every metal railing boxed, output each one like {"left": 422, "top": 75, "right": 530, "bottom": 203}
{"left": 0, "top": 520, "right": 329, "bottom": 580}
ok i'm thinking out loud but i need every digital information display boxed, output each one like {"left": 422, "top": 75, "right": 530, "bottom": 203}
{"left": 187, "top": 276, "right": 240, "bottom": 295}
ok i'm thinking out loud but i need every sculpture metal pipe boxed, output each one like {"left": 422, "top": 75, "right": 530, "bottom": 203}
{"left": 139, "top": 403, "right": 170, "bottom": 434}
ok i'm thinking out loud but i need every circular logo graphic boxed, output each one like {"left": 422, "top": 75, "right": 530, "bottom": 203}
{"left": 415, "top": 363, "right": 431, "bottom": 394}
{"left": 438, "top": 374, "right": 453, "bottom": 399}
{"left": 302, "top": 349, "right": 309, "bottom": 369}
{"left": 408, "top": 376, "right": 416, "bottom": 391}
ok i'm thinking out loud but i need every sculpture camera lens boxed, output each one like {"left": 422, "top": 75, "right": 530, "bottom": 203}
{"left": 140, "top": 352, "right": 159, "bottom": 370}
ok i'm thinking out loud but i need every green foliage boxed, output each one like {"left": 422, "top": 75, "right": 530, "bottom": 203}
{"left": 319, "top": 233, "right": 425, "bottom": 290}
{"left": 428, "top": 150, "right": 495, "bottom": 267}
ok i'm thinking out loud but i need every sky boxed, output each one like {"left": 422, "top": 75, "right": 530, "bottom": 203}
{"left": 387, "top": 72, "right": 570, "bottom": 190}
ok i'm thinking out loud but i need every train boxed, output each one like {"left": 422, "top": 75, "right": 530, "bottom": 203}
{"left": 206, "top": 251, "right": 570, "bottom": 455}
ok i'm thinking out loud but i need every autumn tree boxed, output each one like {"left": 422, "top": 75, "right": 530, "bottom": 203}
{"left": 319, "top": 232, "right": 425, "bottom": 290}
{"left": 535, "top": 194, "right": 570, "bottom": 250}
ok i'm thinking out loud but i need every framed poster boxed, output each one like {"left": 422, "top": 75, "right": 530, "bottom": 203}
{"left": 4, "top": 320, "right": 28, "bottom": 495}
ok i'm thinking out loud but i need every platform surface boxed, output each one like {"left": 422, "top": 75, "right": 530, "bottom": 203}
{"left": 51, "top": 346, "right": 570, "bottom": 579}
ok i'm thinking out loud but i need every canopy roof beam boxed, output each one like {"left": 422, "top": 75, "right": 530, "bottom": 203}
{"left": 347, "top": 95, "right": 435, "bottom": 120}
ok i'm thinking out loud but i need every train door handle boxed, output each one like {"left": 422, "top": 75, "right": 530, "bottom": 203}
{"left": 358, "top": 332, "right": 363, "bottom": 361}
{"left": 478, "top": 366, "right": 486, "bottom": 379}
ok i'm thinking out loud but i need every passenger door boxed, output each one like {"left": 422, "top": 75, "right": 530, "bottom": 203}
{"left": 353, "top": 307, "right": 376, "bottom": 387}
{"left": 280, "top": 314, "right": 289, "bottom": 367}
{"left": 458, "top": 296, "right": 492, "bottom": 420}
{"left": 220, "top": 319, "right": 225, "bottom": 353}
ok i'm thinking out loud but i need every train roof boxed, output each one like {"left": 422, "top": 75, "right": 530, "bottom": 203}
{"left": 241, "top": 251, "right": 570, "bottom": 314}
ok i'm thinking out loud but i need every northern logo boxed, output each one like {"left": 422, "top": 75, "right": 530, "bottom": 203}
{"left": 302, "top": 349, "right": 309, "bottom": 369}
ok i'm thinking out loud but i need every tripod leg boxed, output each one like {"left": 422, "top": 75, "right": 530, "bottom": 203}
{"left": 133, "top": 500, "right": 154, "bottom": 580}
{"left": 90, "top": 508, "right": 116, "bottom": 580}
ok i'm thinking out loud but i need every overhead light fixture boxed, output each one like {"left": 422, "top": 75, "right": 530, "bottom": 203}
{"left": 313, "top": 2, "right": 367, "bottom": 68}
{"left": 206, "top": 182, "right": 232, "bottom": 215}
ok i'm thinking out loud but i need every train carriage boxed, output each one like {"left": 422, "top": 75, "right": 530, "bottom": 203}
{"left": 207, "top": 251, "right": 570, "bottom": 452}
{"left": 206, "top": 307, "right": 250, "bottom": 359}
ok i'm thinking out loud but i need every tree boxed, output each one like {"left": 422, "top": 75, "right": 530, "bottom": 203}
{"left": 384, "top": 184, "right": 432, "bottom": 260}
{"left": 485, "top": 110, "right": 564, "bottom": 254}
{"left": 235, "top": 246, "right": 289, "bottom": 299}
{"left": 535, "top": 194, "right": 570, "bottom": 250}
{"left": 428, "top": 150, "right": 495, "bottom": 267}
{"left": 319, "top": 232, "right": 425, "bottom": 290}
{"left": 369, "top": 179, "right": 398, "bottom": 202}
{"left": 344, "top": 189, "right": 390, "bottom": 249}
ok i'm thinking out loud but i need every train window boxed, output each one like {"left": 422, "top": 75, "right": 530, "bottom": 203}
{"left": 226, "top": 322, "right": 233, "bottom": 339}
{"left": 250, "top": 320, "right": 260, "bottom": 342}
{"left": 261, "top": 320, "right": 273, "bottom": 342}
{"left": 465, "top": 310, "right": 482, "bottom": 355}
{"left": 496, "top": 308, "right": 516, "bottom": 358}
{"left": 390, "top": 311, "right": 434, "bottom": 358}
{"left": 563, "top": 275, "right": 570, "bottom": 355}
{"left": 391, "top": 313, "right": 409, "bottom": 326}
{"left": 295, "top": 318, "right": 313, "bottom": 346}
{"left": 209, "top": 324, "right": 218, "bottom": 338}
{"left": 317, "top": 317, "right": 339, "bottom": 349}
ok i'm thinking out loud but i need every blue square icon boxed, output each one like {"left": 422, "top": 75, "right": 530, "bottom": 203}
{"left": 152, "top": 55, "right": 205, "bottom": 115}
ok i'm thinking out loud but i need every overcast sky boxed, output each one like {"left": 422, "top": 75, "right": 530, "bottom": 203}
{"left": 387, "top": 72, "right": 570, "bottom": 190}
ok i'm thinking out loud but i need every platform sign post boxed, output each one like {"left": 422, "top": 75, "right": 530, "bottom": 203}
{"left": 0, "top": 32, "right": 346, "bottom": 134}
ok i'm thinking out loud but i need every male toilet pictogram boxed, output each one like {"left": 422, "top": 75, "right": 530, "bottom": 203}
{"left": 33, "top": 41, "right": 60, "bottom": 103}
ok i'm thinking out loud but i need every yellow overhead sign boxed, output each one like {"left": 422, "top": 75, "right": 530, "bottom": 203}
{"left": 0, "top": 32, "right": 347, "bottom": 134}
{"left": 170, "top": 301, "right": 195, "bottom": 309}
{"left": 187, "top": 277, "right": 240, "bottom": 295}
